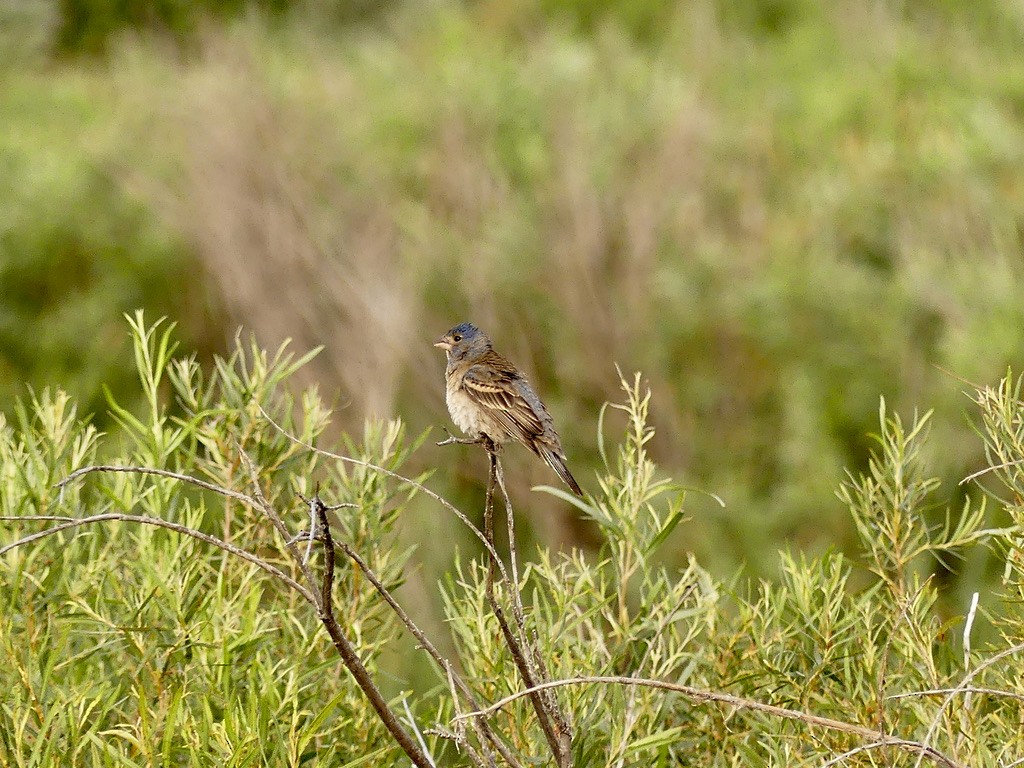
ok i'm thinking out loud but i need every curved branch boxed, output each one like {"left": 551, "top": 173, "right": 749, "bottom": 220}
{"left": 256, "top": 405, "right": 510, "bottom": 573}
{"left": 886, "top": 687, "right": 1024, "bottom": 705}
{"left": 0, "top": 513, "right": 315, "bottom": 603}
{"left": 339, "top": 540, "right": 522, "bottom": 768}
{"left": 56, "top": 464, "right": 259, "bottom": 508}
{"left": 453, "top": 676, "right": 963, "bottom": 768}
{"left": 312, "top": 496, "right": 435, "bottom": 768}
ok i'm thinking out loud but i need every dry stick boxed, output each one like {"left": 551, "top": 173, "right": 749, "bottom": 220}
{"left": 495, "top": 460, "right": 520, "bottom": 597}
{"left": 339, "top": 540, "right": 521, "bottom": 768}
{"left": 492, "top": 459, "right": 534, "bottom": 653}
{"left": 817, "top": 740, "right": 897, "bottom": 768}
{"left": 478, "top": 447, "right": 569, "bottom": 768}
{"left": 236, "top": 449, "right": 320, "bottom": 596}
{"left": 433, "top": 437, "right": 570, "bottom": 766}
{"left": 426, "top": 727, "right": 488, "bottom": 768}
{"left": 494, "top": 459, "right": 572, "bottom": 751}
{"left": 57, "top": 465, "right": 258, "bottom": 507}
{"left": 251, "top": 455, "right": 438, "bottom": 768}
{"left": 453, "top": 676, "right": 963, "bottom": 768}
{"left": 256, "top": 411, "right": 533, "bottom": 765}
{"left": 312, "top": 495, "right": 435, "bottom": 768}
{"left": 0, "top": 512, "right": 314, "bottom": 603}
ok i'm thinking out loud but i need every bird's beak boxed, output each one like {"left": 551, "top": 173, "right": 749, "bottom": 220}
{"left": 433, "top": 337, "right": 451, "bottom": 350}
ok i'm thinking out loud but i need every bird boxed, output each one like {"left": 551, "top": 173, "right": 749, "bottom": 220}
{"left": 434, "top": 322, "right": 584, "bottom": 497}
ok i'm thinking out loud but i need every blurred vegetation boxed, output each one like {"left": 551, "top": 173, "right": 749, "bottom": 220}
{"left": 3, "top": 0, "right": 1024, "bottom": 589}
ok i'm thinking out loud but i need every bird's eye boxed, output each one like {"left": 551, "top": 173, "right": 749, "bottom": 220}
{"left": 452, "top": 334, "right": 462, "bottom": 342}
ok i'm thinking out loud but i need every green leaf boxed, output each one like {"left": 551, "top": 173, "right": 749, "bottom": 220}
{"left": 645, "top": 507, "right": 685, "bottom": 555}
{"left": 533, "top": 484, "right": 593, "bottom": 514}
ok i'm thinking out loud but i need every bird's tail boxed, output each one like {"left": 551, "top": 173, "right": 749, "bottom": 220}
{"left": 540, "top": 446, "right": 584, "bottom": 497}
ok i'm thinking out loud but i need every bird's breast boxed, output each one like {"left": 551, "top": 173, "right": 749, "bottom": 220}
{"left": 446, "top": 377, "right": 503, "bottom": 441}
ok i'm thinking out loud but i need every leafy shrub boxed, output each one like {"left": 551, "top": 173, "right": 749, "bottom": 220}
{"left": 2, "top": 316, "right": 1023, "bottom": 766}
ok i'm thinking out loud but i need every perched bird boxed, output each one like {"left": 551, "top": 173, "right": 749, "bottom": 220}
{"left": 434, "top": 322, "right": 584, "bottom": 496}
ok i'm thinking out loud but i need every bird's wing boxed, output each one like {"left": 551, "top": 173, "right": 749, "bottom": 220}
{"left": 461, "top": 361, "right": 547, "bottom": 452}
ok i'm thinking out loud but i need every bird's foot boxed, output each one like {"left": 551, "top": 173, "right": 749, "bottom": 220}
{"left": 436, "top": 427, "right": 492, "bottom": 449}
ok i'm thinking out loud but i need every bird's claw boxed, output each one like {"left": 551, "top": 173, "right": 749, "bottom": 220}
{"left": 436, "top": 428, "right": 490, "bottom": 448}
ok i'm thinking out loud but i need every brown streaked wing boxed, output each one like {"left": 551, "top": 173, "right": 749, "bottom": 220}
{"left": 461, "top": 365, "right": 546, "bottom": 448}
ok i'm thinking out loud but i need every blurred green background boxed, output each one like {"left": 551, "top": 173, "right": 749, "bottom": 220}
{"left": 3, "top": 0, "right": 1024, "bottom": 591}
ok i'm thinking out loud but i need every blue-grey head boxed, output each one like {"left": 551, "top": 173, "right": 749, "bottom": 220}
{"left": 434, "top": 322, "right": 491, "bottom": 362}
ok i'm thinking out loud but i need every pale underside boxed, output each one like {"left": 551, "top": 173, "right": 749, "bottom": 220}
{"left": 446, "top": 377, "right": 508, "bottom": 443}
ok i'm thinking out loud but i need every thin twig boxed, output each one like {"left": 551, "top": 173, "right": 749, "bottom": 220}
{"left": 312, "top": 494, "right": 434, "bottom": 768}
{"left": 886, "top": 687, "right": 1024, "bottom": 704}
{"left": 426, "top": 727, "right": 488, "bottom": 768}
{"left": 257, "top": 406, "right": 531, "bottom": 765}
{"left": 338, "top": 540, "right": 522, "bottom": 768}
{"left": 440, "top": 661, "right": 494, "bottom": 768}
{"left": 53, "top": 461, "right": 434, "bottom": 768}
{"left": 1, "top": 515, "right": 78, "bottom": 522}
{"left": 817, "top": 740, "right": 894, "bottom": 767}
{"left": 402, "top": 697, "right": 437, "bottom": 768}
{"left": 304, "top": 493, "right": 318, "bottom": 565}
{"left": 56, "top": 464, "right": 256, "bottom": 506}
{"left": 494, "top": 453, "right": 572, "bottom": 755}
{"left": 478, "top": 446, "right": 569, "bottom": 768}
{"left": 493, "top": 459, "right": 540, "bottom": 676}
{"left": 960, "top": 458, "right": 1024, "bottom": 486}
{"left": 436, "top": 431, "right": 489, "bottom": 448}
{"left": 0, "top": 512, "right": 314, "bottom": 603}
{"left": 495, "top": 459, "right": 520, "bottom": 592}
{"left": 914, "top": 641, "right": 1024, "bottom": 768}
{"left": 236, "top": 448, "right": 319, "bottom": 600}
{"left": 256, "top": 405, "right": 510, "bottom": 572}
{"left": 453, "top": 676, "right": 963, "bottom": 768}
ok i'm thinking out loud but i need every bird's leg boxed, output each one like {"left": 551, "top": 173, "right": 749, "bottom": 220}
{"left": 436, "top": 427, "right": 491, "bottom": 448}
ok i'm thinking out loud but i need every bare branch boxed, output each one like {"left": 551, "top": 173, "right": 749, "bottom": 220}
{"left": 0, "top": 512, "right": 315, "bottom": 603}
{"left": 436, "top": 432, "right": 489, "bottom": 448}
{"left": 311, "top": 493, "right": 434, "bottom": 768}
{"left": 959, "top": 458, "right": 1024, "bottom": 486}
{"left": 478, "top": 447, "right": 570, "bottom": 768}
{"left": 817, "top": 740, "right": 896, "bottom": 767}
{"left": 256, "top": 404, "right": 510, "bottom": 570}
{"left": 494, "top": 457, "right": 571, "bottom": 745}
{"left": 56, "top": 464, "right": 258, "bottom": 507}
{"left": 236, "top": 447, "right": 320, "bottom": 600}
{"left": 426, "top": 727, "right": 488, "bottom": 768}
{"left": 454, "top": 676, "right": 963, "bottom": 768}
{"left": 338, "top": 540, "right": 523, "bottom": 768}
{"left": 49, "top": 461, "right": 438, "bottom": 767}
{"left": 886, "top": 687, "right": 1024, "bottom": 704}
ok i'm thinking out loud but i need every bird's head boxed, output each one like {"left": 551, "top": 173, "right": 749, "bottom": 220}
{"left": 434, "top": 322, "right": 490, "bottom": 362}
